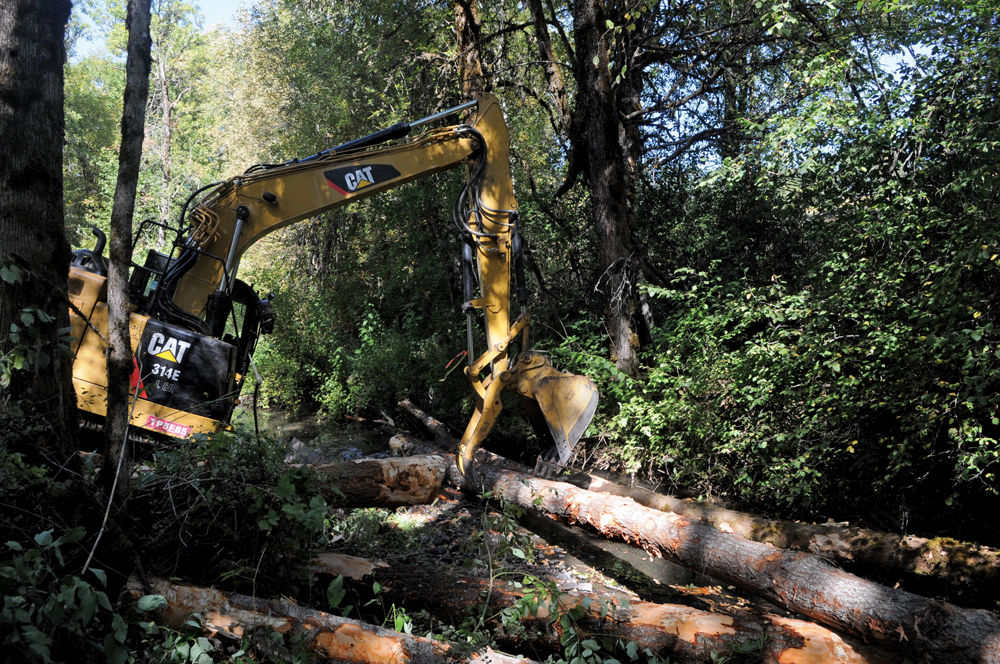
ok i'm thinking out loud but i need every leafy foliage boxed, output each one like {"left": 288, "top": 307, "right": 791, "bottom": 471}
{"left": 605, "top": 0, "right": 1000, "bottom": 530}
{"left": 128, "top": 428, "right": 331, "bottom": 594}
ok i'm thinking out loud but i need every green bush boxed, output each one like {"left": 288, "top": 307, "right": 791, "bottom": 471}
{"left": 128, "top": 427, "right": 330, "bottom": 594}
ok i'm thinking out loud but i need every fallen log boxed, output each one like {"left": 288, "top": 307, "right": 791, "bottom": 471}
{"left": 395, "top": 402, "right": 1000, "bottom": 661}
{"left": 581, "top": 474, "right": 1000, "bottom": 605}
{"left": 397, "top": 398, "right": 1000, "bottom": 608}
{"left": 465, "top": 464, "right": 1000, "bottom": 663}
{"left": 294, "top": 454, "right": 448, "bottom": 507}
{"left": 129, "top": 576, "right": 537, "bottom": 664}
{"left": 312, "top": 552, "right": 901, "bottom": 663}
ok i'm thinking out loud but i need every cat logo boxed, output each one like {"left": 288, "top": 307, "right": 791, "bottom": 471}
{"left": 344, "top": 167, "right": 375, "bottom": 191}
{"left": 147, "top": 333, "right": 191, "bottom": 364}
{"left": 325, "top": 164, "right": 401, "bottom": 196}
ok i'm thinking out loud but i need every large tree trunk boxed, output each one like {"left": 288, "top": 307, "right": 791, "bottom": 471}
{"left": 570, "top": 0, "right": 639, "bottom": 375}
{"left": 580, "top": 473, "right": 1000, "bottom": 607}
{"left": 130, "top": 576, "right": 537, "bottom": 664}
{"left": 454, "top": 0, "right": 487, "bottom": 97}
{"left": 103, "top": 0, "right": 151, "bottom": 502}
{"left": 0, "top": 0, "right": 78, "bottom": 460}
{"left": 399, "top": 398, "right": 1000, "bottom": 606}
{"left": 312, "top": 552, "right": 899, "bottom": 663}
{"left": 464, "top": 464, "right": 1000, "bottom": 663}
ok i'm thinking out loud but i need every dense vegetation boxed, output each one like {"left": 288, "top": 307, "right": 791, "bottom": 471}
{"left": 55, "top": 0, "right": 1000, "bottom": 535}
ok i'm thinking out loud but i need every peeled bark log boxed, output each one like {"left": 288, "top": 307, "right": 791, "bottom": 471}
{"left": 397, "top": 398, "right": 1000, "bottom": 606}
{"left": 295, "top": 455, "right": 448, "bottom": 507}
{"left": 395, "top": 401, "right": 1000, "bottom": 661}
{"left": 129, "top": 576, "right": 535, "bottom": 664}
{"left": 311, "top": 552, "right": 900, "bottom": 663}
{"left": 465, "top": 464, "right": 1000, "bottom": 664}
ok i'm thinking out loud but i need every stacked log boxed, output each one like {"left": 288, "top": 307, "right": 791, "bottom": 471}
{"left": 129, "top": 576, "right": 537, "bottom": 664}
{"left": 398, "top": 396, "right": 1000, "bottom": 604}
{"left": 312, "top": 552, "right": 900, "bottom": 663}
{"left": 465, "top": 464, "right": 1000, "bottom": 663}
{"left": 395, "top": 399, "right": 1000, "bottom": 663}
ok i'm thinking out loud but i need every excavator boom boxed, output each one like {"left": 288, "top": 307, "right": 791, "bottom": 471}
{"left": 68, "top": 95, "right": 598, "bottom": 474}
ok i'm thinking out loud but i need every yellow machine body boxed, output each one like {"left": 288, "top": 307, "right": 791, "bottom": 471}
{"left": 69, "top": 95, "right": 598, "bottom": 470}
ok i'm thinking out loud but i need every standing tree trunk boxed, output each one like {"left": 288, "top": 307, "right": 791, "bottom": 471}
{"left": 0, "top": 0, "right": 78, "bottom": 461}
{"left": 155, "top": 55, "right": 173, "bottom": 247}
{"left": 525, "top": 0, "right": 571, "bottom": 135}
{"left": 454, "top": 0, "right": 487, "bottom": 98}
{"left": 103, "top": 0, "right": 152, "bottom": 501}
{"left": 570, "top": 0, "right": 639, "bottom": 376}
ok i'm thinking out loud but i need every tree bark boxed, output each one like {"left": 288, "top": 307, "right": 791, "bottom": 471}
{"left": 570, "top": 0, "right": 639, "bottom": 375}
{"left": 312, "top": 552, "right": 900, "bottom": 663}
{"left": 296, "top": 455, "right": 448, "bottom": 507}
{"left": 0, "top": 0, "right": 78, "bottom": 461}
{"left": 454, "top": 0, "right": 487, "bottom": 97}
{"left": 398, "top": 398, "right": 1000, "bottom": 606}
{"left": 579, "top": 474, "right": 1000, "bottom": 607}
{"left": 102, "top": 0, "right": 151, "bottom": 502}
{"left": 464, "top": 464, "right": 1000, "bottom": 664}
{"left": 129, "top": 576, "right": 537, "bottom": 664}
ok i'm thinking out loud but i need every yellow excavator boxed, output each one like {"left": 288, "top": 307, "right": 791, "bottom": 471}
{"left": 68, "top": 94, "right": 598, "bottom": 475}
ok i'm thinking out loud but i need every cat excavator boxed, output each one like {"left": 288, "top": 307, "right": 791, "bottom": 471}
{"left": 68, "top": 94, "right": 598, "bottom": 476}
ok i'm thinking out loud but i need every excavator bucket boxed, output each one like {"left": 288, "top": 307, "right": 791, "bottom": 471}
{"left": 530, "top": 373, "right": 600, "bottom": 463}
{"left": 510, "top": 352, "right": 599, "bottom": 464}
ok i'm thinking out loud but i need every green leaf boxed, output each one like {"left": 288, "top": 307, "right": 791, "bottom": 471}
{"left": 79, "top": 585, "right": 97, "bottom": 624}
{"left": 0, "top": 264, "right": 21, "bottom": 284}
{"left": 90, "top": 567, "right": 107, "bottom": 587}
{"left": 137, "top": 594, "right": 168, "bottom": 612}
{"left": 112, "top": 613, "right": 127, "bottom": 642}
{"left": 327, "top": 575, "right": 346, "bottom": 609}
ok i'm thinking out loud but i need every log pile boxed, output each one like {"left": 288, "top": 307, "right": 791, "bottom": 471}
{"left": 398, "top": 397, "right": 1000, "bottom": 603}
{"left": 464, "top": 461, "right": 1000, "bottom": 663}
{"left": 128, "top": 576, "right": 537, "bottom": 664}
{"left": 133, "top": 402, "right": 1000, "bottom": 663}
{"left": 396, "top": 399, "right": 1000, "bottom": 663}
{"left": 311, "top": 552, "right": 898, "bottom": 663}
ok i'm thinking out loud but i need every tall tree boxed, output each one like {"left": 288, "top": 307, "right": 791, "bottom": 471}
{"left": 147, "top": 0, "right": 206, "bottom": 246}
{"left": 0, "top": 0, "right": 78, "bottom": 459}
{"left": 568, "top": 0, "right": 640, "bottom": 375}
{"left": 103, "top": 0, "right": 151, "bottom": 499}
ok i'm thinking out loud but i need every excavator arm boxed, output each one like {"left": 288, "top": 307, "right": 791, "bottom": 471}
{"left": 70, "top": 95, "right": 598, "bottom": 475}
